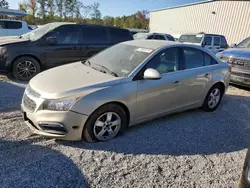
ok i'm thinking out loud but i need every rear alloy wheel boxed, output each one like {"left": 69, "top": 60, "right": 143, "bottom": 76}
{"left": 12, "top": 56, "right": 41, "bottom": 81}
{"left": 83, "top": 104, "right": 128, "bottom": 142}
{"left": 202, "top": 85, "right": 223, "bottom": 112}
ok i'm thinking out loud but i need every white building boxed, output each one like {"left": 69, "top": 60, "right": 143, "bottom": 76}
{"left": 149, "top": 0, "right": 250, "bottom": 44}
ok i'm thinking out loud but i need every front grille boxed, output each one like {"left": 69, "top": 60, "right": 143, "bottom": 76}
{"left": 26, "top": 85, "right": 41, "bottom": 98}
{"left": 231, "top": 72, "right": 250, "bottom": 78}
{"left": 23, "top": 94, "right": 36, "bottom": 112}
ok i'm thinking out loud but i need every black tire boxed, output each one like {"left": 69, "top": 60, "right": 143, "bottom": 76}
{"left": 83, "top": 103, "right": 128, "bottom": 143}
{"left": 12, "top": 56, "right": 41, "bottom": 81}
{"left": 202, "top": 84, "right": 224, "bottom": 112}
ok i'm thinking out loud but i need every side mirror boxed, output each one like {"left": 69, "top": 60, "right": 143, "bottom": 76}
{"left": 46, "top": 36, "right": 57, "bottom": 45}
{"left": 230, "top": 43, "right": 237, "bottom": 48}
{"left": 201, "top": 41, "right": 207, "bottom": 48}
{"left": 143, "top": 68, "right": 161, "bottom": 80}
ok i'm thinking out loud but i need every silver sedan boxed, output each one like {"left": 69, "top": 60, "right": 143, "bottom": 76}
{"left": 21, "top": 40, "right": 230, "bottom": 142}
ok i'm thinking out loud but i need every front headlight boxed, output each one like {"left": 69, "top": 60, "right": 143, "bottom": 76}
{"left": 43, "top": 97, "right": 78, "bottom": 111}
{"left": 0, "top": 47, "right": 7, "bottom": 55}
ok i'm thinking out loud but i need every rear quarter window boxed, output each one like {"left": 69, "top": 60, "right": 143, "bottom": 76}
{"left": 221, "top": 36, "right": 228, "bottom": 48}
{"left": 109, "top": 28, "right": 133, "bottom": 44}
{"left": 166, "top": 35, "right": 175, "bottom": 41}
{"left": 203, "top": 52, "right": 218, "bottom": 66}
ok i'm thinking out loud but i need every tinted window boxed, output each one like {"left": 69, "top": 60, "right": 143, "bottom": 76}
{"left": 0, "top": 21, "right": 5, "bottom": 28}
{"left": 147, "top": 35, "right": 155, "bottom": 39}
{"left": 6, "top": 21, "right": 22, "bottom": 29}
{"left": 166, "top": 35, "right": 175, "bottom": 41}
{"left": 203, "top": 36, "right": 212, "bottom": 46}
{"left": 155, "top": 35, "right": 165, "bottom": 40}
{"left": 145, "top": 48, "right": 180, "bottom": 74}
{"left": 204, "top": 53, "right": 217, "bottom": 66}
{"left": 82, "top": 26, "right": 108, "bottom": 44}
{"left": 213, "top": 37, "right": 221, "bottom": 46}
{"left": 49, "top": 26, "right": 81, "bottom": 44}
{"left": 221, "top": 36, "right": 228, "bottom": 48}
{"left": 183, "top": 48, "right": 204, "bottom": 69}
{"left": 109, "top": 28, "right": 133, "bottom": 44}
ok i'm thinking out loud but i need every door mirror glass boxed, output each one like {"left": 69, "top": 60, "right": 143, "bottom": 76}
{"left": 230, "top": 43, "right": 237, "bottom": 48}
{"left": 201, "top": 41, "right": 207, "bottom": 47}
{"left": 46, "top": 36, "right": 57, "bottom": 45}
{"left": 143, "top": 68, "right": 162, "bottom": 80}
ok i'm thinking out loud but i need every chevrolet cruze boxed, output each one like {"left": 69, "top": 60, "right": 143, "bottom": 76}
{"left": 21, "top": 40, "right": 230, "bottom": 142}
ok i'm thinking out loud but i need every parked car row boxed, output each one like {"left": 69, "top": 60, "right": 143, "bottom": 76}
{"left": 0, "top": 22, "right": 133, "bottom": 80}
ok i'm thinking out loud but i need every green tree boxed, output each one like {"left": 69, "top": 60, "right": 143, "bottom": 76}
{"left": 47, "top": 0, "right": 55, "bottom": 17}
{"left": 27, "top": 0, "right": 37, "bottom": 24}
{"left": 19, "top": 1, "right": 28, "bottom": 12}
{"left": 90, "top": 2, "right": 101, "bottom": 19}
{"left": 103, "top": 16, "right": 114, "bottom": 26}
{"left": 55, "top": 0, "right": 63, "bottom": 19}
{"left": 0, "top": 0, "right": 9, "bottom": 8}
{"left": 37, "top": 0, "right": 47, "bottom": 20}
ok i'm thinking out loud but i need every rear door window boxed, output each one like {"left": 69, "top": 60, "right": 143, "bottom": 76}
{"left": 183, "top": 47, "right": 204, "bottom": 69}
{"left": 82, "top": 26, "right": 108, "bottom": 45}
{"left": 109, "top": 28, "right": 133, "bottom": 44}
{"left": 6, "top": 21, "right": 22, "bottom": 29}
{"left": 155, "top": 35, "right": 165, "bottom": 40}
{"left": 213, "top": 36, "right": 221, "bottom": 46}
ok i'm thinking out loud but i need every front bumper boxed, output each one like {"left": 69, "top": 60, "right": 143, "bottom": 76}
{"left": 21, "top": 104, "right": 89, "bottom": 141}
{"left": 230, "top": 68, "right": 250, "bottom": 87}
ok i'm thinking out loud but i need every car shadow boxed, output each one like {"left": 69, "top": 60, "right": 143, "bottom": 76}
{"left": 0, "top": 81, "right": 26, "bottom": 112}
{"left": 61, "top": 94, "right": 250, "bottom": 156}
{"left": 0, "top": 138, "right": 89, "bottom": 188}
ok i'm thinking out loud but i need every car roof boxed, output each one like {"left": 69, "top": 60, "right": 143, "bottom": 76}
{"left": 121, "top": 40, "right": 179, "bottom": 50}
{"left": 121, "top": 40, "right": 216, "bottom": 55}
{"left": 150, "top": 33, "right": 173, "bottom": 36}
{"left": 181, "top": 33, "right": 225, "bottom": 37}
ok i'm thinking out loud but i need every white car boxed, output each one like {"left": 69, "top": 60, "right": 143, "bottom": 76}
{"left": 179, "top": 33, "right": 229, "bottom": 54}
{"left": 0, "top": 20, "right": 31, "bottom": 37}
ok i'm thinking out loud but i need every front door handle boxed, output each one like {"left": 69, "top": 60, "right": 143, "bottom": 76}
{"left": 173, "top": 80, "right": 181, "bottom": 86}
{"left": 203, "top": 73, "right": 211, "bottom": 78}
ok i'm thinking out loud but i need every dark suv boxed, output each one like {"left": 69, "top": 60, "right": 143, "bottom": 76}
{"left": 0, "top": 22, "right": 133, "bottom": 80}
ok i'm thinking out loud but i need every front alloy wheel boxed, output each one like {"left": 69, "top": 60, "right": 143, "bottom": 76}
{"left": 93, "top": 112, "right": 121, "bottom": 141}
{"left": 83, "top": 104, "right": 128, "bottom": 142}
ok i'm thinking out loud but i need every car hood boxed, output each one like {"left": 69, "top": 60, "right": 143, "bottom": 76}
{"left": 220, "top": 48, "right": 250, "bottom": 59}
{"left": 29, "top": 62, "right": 123, "bottom": 99}
{"left": 0, "top": 36, "right": 29, "bottom": 46}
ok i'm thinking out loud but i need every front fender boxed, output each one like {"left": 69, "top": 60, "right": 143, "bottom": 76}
{"left": 70, "top": 81, "right": 138, "bottom": 122}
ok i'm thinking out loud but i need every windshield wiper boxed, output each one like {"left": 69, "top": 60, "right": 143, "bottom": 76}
{"left": 83, "top": 61, "right": 118, "bottom": 77}
{"left": 95, "top": 64, "right": 118, "bottom": 77}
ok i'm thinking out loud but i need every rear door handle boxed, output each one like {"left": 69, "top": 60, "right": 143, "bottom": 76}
{"left": 173, "top": 80, "right": 181, "bottom": 86}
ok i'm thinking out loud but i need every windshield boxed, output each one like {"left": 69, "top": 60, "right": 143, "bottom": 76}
{"left": 179, "top": 34, "right": 203, "bottom": 43}
{"left": 133, "top": 33, "right": 149, "bottom": 40}
{"left": 236, "top": 37, "right": 250, "bottom": 48}
{"left": 86, "top": 43, "right": 154, "bottom": 77}
{"left": 20, "top": 23, "right": 69, "bottom": 41}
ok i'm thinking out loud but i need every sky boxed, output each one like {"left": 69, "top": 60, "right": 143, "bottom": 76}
{"left": 8, "top": 0, "right": 204, "bottom": 17}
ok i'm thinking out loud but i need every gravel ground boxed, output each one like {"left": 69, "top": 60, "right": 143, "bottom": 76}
{"left": 0, "top": 74, "right": 250, "bottom": 188}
